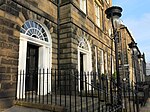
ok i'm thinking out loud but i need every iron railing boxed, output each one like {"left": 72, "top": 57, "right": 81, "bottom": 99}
{"left": 15, "top": 69, "right": 144, "bottom": 112}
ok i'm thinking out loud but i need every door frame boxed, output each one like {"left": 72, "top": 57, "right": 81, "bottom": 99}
{"left": 78, "top": 38, "right": 92, "bottom": 91}
{"left": 17, "top": 33, "right": 52, "bottom": 98}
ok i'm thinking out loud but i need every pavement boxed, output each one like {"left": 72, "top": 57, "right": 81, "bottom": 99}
{"left": 2, "top": 106, "right": 50, "bottom": 112}
{"left": 140, "top": 98, "right": 150, "bottom": 112}
{"left": 2, "top": 98, "right": 150, "bottom": 112}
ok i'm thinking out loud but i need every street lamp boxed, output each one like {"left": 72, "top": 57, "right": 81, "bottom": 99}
{"left": 128, "top": 42, "right": 139, "bottom": 112}
{"left": 138, "top": 54, "right": 144, "bottom": 82}
{"left": 128, "top": 42, "right": 138, "bottom": 83}
{"left": 105, "top": 6, "right": 123, "bottom": 106}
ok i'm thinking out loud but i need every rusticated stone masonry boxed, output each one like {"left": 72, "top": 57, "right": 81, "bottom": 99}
{"left": 0, "top": 0, "right": 58, "bottom": 109}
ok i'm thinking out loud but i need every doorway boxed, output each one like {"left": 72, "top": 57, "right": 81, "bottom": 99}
{"left": 17, "top": 20, "right": 52, "bottom": 99}
{"left": 25, "top": 43, "right": 39, "bottom": 92}
{"left": 80, "top": 53, "right": 84, "bottom": 90}
{"left": 78, "top": 37, "right": 92, "bottom": 91}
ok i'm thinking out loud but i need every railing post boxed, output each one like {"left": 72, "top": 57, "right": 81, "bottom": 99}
{"left": 55, "top": 69, "right": 57, "bottom": 105}
{"left": 128, "top": 79, "right": 131, "bottom": 112}
{"left": 47, "top": 68, "right": 49, "bottom": 104}
{"left": 80, "top": 72, "right": 83, "bottom": 112}
{"left": 106, "top": 75, "right": 109, "bottom": 102}
{"left": 69, "top": 70, "right": 72, "bottom": 112}
{"left": 135, "top": 84, "right": 139, "bottom": 112}
{"left": 85, "top": 73, "right": 88, "bottom": 112}
{"left": 15, "top": 70, "right": 19, "bottom": 100}
{"left": 32, "top": 70, "right": 34, "bottom": 102}
{"left": 97, "top": 72, "right": 100, "bottom": 112}
{"left": 28, "top": 71, "right": 30, "bottom": 102}
{"left": 132, "top": 81, "right": 136, "bottom": 112}
{"left": 65, "top": 71, "right": 67, "bottom": 107}
{"left": 59, "top": 70, "right": 61, "bottom": 106}
{"left": 51, "top": 69, "right": 53, "bottom": 105}
{"left": 22, "top": 70, "right": 25, "bottom": 101}
{"left": 110, "top": 74, "right": 113, "bottom": 107}
{"left": 39, "top": 69, "right": 41, "bottom": 103}
{"left": 91, "top": 72, "right": 94, "bottom": 112}
{"left": 87, "top": 72, "right": 89, "bottom": 94}
{"left": 19, "top": 70, "right": 21, "bottom": 101}
{"left": 123, "top": 80, "right": 127, "bottom": 111}
{"left": 43, "top": 69, "right": 44, "bottom": 104}
{"left": 74, "top": 70, "right": 77, "bottom": 112}
{"left": 35, "top": 69, "right": 37, "bottom": 103}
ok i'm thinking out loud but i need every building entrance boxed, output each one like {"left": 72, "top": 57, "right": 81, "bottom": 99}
{"left": 25, "top": 43, "right": 39, "bottom": 92}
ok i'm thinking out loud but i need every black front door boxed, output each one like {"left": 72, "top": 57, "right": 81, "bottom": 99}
{"left": 80, "top": 53, "right": 84, "bottom": 90}
{"left": 26, "top": 43, "right": 39, "bottom": 92}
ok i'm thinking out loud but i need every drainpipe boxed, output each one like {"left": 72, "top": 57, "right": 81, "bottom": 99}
{"left": 57, "top": 0, "right": 60, "bottom": 87}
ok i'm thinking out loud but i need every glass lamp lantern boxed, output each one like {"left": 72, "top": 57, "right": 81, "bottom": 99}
{"left": 128, "top": 42, "right": 138, "bottom": 55}
{"left": 105, "top": 6, "right": 123, "bottom": 30}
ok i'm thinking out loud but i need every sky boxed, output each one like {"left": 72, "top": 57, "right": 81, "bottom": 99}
{"left": 112, "top": 0, "right": 150, "bottom": 62}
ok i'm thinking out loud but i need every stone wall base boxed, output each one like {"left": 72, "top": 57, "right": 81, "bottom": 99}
{"left": 0, "top": 97, "right": 14, "bottom": 110}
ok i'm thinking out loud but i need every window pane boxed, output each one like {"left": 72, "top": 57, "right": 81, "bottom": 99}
{"left": 100, "top": 49, "right": 104, "bottom": 74}
{"left": 95, "top": 3, "right": 100, "bottom": 27}
{"left": 80, "top": 0, "right": 86, "bottom": 13}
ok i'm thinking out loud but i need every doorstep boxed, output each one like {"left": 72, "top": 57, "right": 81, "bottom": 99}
{"left": 13, "top": 100, "right": 66, "bottom": 112}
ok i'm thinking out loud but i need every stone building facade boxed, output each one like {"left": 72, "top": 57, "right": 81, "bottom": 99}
{"left": 118, "top": 26, "right": 146, "bottom": 84}
{"left": 0, "top": 0, "right": 58, "bottom": 109}
{"left": 59, "top": 0, "right": 113, "bottom": 73}
{"left": 0, "top": 0, "right": 114, "bottom": 109}
{"left": 146, "top": 62, "right": 150, "bottom": 76}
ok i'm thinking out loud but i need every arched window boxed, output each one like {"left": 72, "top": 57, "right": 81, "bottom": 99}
{"left": 78, "top": 37, "right": 89, "bottom": 50}
{"left": 20, "top": 20, "right": 49, "bottom": 42}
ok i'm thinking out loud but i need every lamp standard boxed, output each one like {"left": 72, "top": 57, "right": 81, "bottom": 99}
{"left": 138, "top": 54, "right": 144, "bottom": 82}
{"left": 128, "top": 42, "right": 138, "bottom": 83}
{"left": 128, "top": 42, "right": 139, "bottom": 112}
{"left": 105, "top": 6, "right": 123, "bottom": 106}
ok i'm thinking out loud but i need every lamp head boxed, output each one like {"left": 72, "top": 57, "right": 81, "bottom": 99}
{"left": 138, "top": 54, "right": 144, "bottom": 61}
{"left": 128, "top": 42, "right": 138, "bottom": 54}
{"left": 105, "top": 6, "right": 122, "bottom": 19}
{"left": 128, "top": 42, "right": 137, "bottom": 49}
{"left": 105, "top": 6, "right": 123, "bottom": 30}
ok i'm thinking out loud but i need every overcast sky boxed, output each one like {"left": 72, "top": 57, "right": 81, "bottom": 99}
{"left": 113, "top": 0, "right": 150, "bottom": 62}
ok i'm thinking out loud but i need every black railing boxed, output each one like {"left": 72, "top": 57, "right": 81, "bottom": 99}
{"left": 15, "top": 69, "right": 144, "bottom": 112}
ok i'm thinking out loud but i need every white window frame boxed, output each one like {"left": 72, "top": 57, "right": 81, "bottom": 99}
{"left": 95, "top": 46, "right": 98, "bottom": 72}
{"left": 80, "top": 0, "right": 87, "bottom": 13}
{"left": 111, "top": 56, "right": 114, "bottom": 74}
{"left": 105, "top": 52, "right": 108, "bottom": 73}
{"left": 100, "top": 49, "right": 104, "bottom": 74}
{"left": 95, "top": 2, "right": 100, "bottom": 27}
{"left": 106, "top": 0, "right": 110, "bottom": 4}
{"left": 78, "top": 37, "right": 92, "bottom": 91}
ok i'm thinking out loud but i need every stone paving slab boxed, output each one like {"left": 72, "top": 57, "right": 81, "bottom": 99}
{"left": 2, "top": 106, "right": 50, "bottom": 112}
{"left": 140, "top": 98, "right": 150, "bottom": 112}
